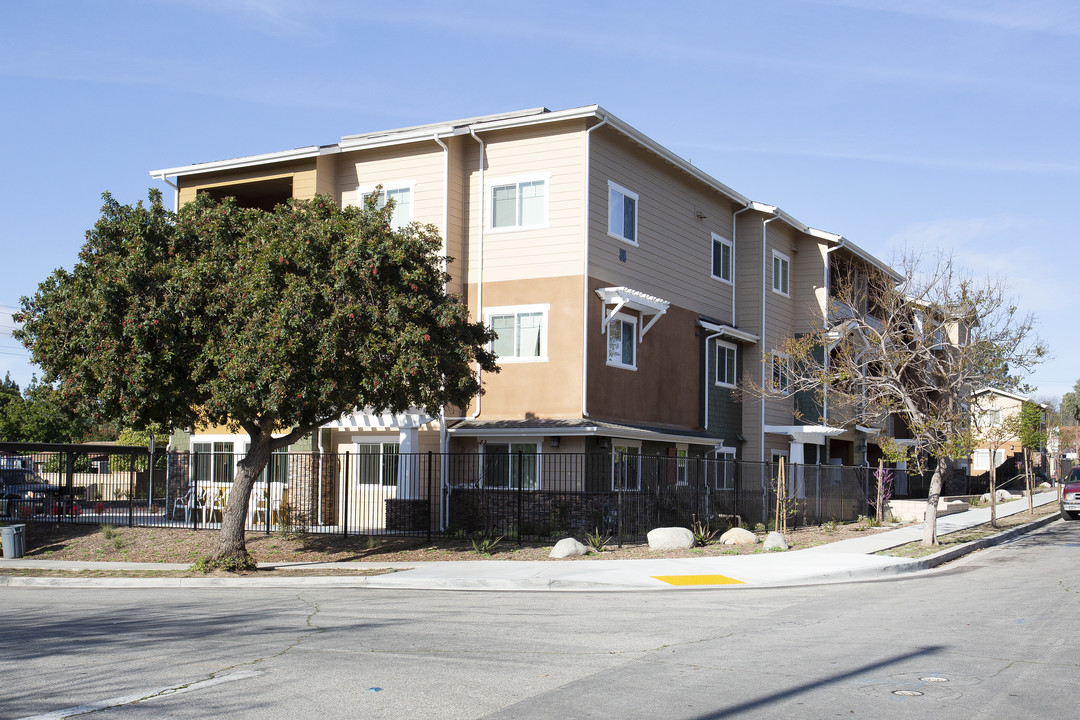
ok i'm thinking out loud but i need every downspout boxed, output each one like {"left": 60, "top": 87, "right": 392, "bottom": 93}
{"left": 761, "top": 215, "right": 782, "bottom": 462}
{"left": 467, "top": 126, "right": 486, "bottom": 420}
{"left": 824, "top": 239, "right": 847, "bottom": 446}
{"left": 316, "top": 428, "right": 325, "bottom": 526}
{"left": 732, "top": 204, "right": 754, "bottom": 327}
{"left": 155, "top": 174, "right": 180, "bottom": 210}
{"left": 582, "top": 115, "right": 609, "bottom": 419}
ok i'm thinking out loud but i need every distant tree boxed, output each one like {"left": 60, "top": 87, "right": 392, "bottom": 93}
{"left": 1017, "top": 401, "right": 1049, "bottom": 514}
{"left": 1061, "top": 380, "right": 1080, "bottom": 426}
{"left": 0, "top": 378, "right": 95, "bottom": 442}
{"left": 16, "top": 190, "right": 497, "bottom": 569}
{"left": 749, "top": 251, "right": 1045, "bottom": 545}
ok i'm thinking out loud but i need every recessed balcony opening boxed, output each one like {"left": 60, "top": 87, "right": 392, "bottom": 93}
{"left": 200, "top": 177, "right": 294, "bottom": 211}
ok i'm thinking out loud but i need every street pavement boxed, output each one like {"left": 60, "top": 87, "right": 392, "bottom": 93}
{"left": 0, "top": 491, "right": 1061, "bottom": 591}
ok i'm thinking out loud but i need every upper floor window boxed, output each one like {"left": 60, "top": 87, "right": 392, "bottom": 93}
{"left": 608, "top": 180, "right": 638, "bottom": 245}
{"left": 360, "top": 181, "right": 414, "bottom": 230}
{"left": 606, "top": 313, "right": 637, "bottom": 369}
{"left": 772, "top": 350, "right": 791, "bottom": 392}
{"left": 715, "top": 341, "right": 737, "bottom": 387}
{"left": 485, "top": 304, "right": 548, "bottom": 362}
{"left": 490, "top": 175, "right": 548, "bottom": 231}
{"left": 712, "top": 234, "right": 733, "bottom": 283}
{"left": 772, "top": 250, "right": 790, "bottom": 296}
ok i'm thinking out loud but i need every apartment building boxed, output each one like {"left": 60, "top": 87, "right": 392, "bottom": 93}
{"left": 150, "top": 105, "right": 898, "bottom": 500}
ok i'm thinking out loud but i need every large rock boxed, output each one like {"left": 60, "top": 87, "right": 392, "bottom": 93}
{"left": 981, "top": 489, "right": 1014, "bottom": 503}
{"left": 719, "top": 527, "right": 759, "bottom": 545}
{"left": 549, "top": 538, "right": 588, "bottom": 558}
{"left": 763, "top": 531, "right": 788, "bottom": 551}
{"left": 647, "top": 527, "right": 695, "bottom": 551}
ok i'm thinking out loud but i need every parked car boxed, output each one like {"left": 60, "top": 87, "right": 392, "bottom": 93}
{"left": 0, "top": 468, "right": 65, "bottom": 516}
{"left": 1061, "top": 468, "right": 1080, "bottom": 521}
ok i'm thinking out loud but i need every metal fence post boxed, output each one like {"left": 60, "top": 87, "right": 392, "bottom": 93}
{"left": 426, "top": 451, "right": 433, "bottom": 543}
{"left": 342, "top": 451, "right": 350, "bottom": 537}
{"left": 516, "top": 450, "right": 523, "bottom": 545}
{"left": 128, "top": 454, "right": 134, "bottom": 528}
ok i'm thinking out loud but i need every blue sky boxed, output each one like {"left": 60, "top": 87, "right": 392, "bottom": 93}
{"left": 2, "top": 0, "right": 1076, "bottom": 401}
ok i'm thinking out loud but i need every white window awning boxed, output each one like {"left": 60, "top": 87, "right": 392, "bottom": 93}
{"left": 596, "top": 286, "right": 670, "bottom": 339}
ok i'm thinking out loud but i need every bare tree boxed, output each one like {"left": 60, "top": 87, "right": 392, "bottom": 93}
{"left": 970, "top": 399, "right": 1021, "bottom": 528}
{"left": 753, "top": 251, "right": 1046, "bottom": 545}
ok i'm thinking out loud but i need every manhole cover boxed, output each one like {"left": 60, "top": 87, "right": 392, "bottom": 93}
{"left": 920, "top": 676, "right": 949, "bottom": 682}
{"left": 892, "top": 690, "right": 924, "bottom": 696}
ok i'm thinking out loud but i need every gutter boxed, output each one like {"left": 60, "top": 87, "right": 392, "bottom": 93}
{"left": 761, "top": 215, "right": 782, "bottom": 461}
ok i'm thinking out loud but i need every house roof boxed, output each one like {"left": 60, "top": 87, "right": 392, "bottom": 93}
{"left": 148, "top": 105, "right": 893, "bottom": 276}
{"left": 972, "top": 387, "right": 1047, "bottom": 408}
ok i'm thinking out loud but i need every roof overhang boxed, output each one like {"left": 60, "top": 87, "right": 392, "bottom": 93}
{"left": 448, "top": 420, "right": 724, "bottom": 448}
{"left": 765, "top": 424, "right": 846, "bottom": 446}
{"left": 322, "top": 409, "right": 436, "bottom": 431}
{"left": 698, "top": 319, "right": 759, "bottom": 344}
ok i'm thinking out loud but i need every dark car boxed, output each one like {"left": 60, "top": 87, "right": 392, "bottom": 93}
{"left": 0, "top": 468, "right": 65, "bottom": 516}
{"left": 1060, "top": 468, "right": 1080, "bottom": 521}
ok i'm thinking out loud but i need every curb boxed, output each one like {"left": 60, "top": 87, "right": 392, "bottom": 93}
{"left": 898, "top": 511, "right": 1062, "bottom": 573}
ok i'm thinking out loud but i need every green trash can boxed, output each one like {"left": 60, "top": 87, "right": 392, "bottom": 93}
{"left": 1, "top": 524, "right": 26, "bottom": 559}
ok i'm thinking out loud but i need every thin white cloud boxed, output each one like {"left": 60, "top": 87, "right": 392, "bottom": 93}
{"left": 808, "top": 0, "right": 1080, "bottom": 37}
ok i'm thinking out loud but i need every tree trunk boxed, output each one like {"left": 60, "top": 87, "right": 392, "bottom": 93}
{"left": 922, "top": 456, "right": 948, "bottom": 546}
{"left": 876, "top": 459, "right": 885, "bottom": 524}
{"left": 205, "top": 435, "right": 273, "bottom": 570}
{"left": 989, "top": 459, "right": 997, "bottom": 528}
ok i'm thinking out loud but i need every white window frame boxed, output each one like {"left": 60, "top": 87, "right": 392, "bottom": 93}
{"left": 676, "top": 445, "right": 689, "bottom": 486}
{"left": 486, "top": 173, "right": 550, "bottom": 232}
{"left": 484, "top": 304, "right": 549, "bottom": 363}
{"left": 191, "top": 436, "right": 240, "bottom": 485}
{"left": 771, "top": 350, "right": 791, "bottom": 393}
{"left": 352, "top": 439, "right": 401, "bottom": 487}
{"left": 605, "top": 312, "right": 637, "bottom": 370}
{"left": 357, "top": 180, "right": 416, "bottom": 230}
{"left": 772, "top": 249, "right": 790, "bottom": 297}
{"left": 713, "top": 450, "right": 736, "bottom": 490}
{"left": 612, "top": 441, "right": 642, "bottom": 491}
{"left": 711, "top": 233, "right": 733, "bottom": 284}
{"left": 480, "top": 440, "right": 541, "bottom": 490}
{"left": 607, "top": 180, "right": 639, "bottom": 246}
{"left": 715, "top": 340, "right": 737, "bottom": 388}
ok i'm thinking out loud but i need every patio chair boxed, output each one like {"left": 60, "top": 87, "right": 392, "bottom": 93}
{"left": 172, "top": 486, "right": 203, "bottom": 522}
{"left": 250, "top": 482, "right": 287, "bottom": 527}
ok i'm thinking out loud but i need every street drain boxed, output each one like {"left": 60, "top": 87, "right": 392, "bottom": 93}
{"left": 892, "top": 690, "right": 924, "bottom": 696}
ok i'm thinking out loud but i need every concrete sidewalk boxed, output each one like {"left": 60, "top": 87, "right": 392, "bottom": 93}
{"left": 0, "top": 492, "right": 1061, "bottom": 591}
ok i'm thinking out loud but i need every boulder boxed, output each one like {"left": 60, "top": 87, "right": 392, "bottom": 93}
{"left": 647, "top": 527, "right": 695, "bottom": 551}
{"left": 719, "top": 527, "right": 759, "bottom": 545}
{"left": 980, "top": 489, "right": 1014, "bottom": 503}
{"left": 549, "top": 538, "right": 588, "bottom": 558}
{"left": 763, "top": 531, "right": 788, "bottom": 551}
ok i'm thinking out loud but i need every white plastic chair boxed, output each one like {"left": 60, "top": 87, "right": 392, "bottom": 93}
{"left": 172, "top": 486, "right": 203, "bottom": 522}
{"left": 250, "top": 482, "right": 287, "bottom": 526}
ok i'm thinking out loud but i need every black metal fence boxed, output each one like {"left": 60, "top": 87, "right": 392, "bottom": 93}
{"left": 0, "top": 442, "right": 990, "bottom": 542}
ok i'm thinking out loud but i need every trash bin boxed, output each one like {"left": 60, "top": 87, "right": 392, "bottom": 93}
{"left": 1, "top": 524, "right": 26, "bottom": 559}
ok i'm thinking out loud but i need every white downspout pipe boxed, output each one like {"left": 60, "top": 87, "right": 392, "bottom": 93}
{"left": 468, "top": 127, "right": 486, "bottom": 420}
{"left": 761, "top": 216, "right": 781, "bottom": 462}
{"left": 582, "top": 115, "right": 609, "bottom": 419}
{"left": 153, "top": 174, "right": 180, "bottom": 210}
{"left": 732, "top": 204, "right": 753, "bottom": 327}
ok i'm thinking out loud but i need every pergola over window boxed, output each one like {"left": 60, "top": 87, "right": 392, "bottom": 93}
{"left": 596, "top": 286, "right": 670, "bottom": 340}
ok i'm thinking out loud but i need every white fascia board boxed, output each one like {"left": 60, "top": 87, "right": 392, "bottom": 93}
{"left": 447, "top": 424, "right": 723, "bottom": 447}
{"left": 825, "top": 236, "right": 902, "bottom": 282}
{"left": 698, "top": 320, "right": 759, "bottom": 344}
{"left": 149, "top": 145, "right": 326, "bottom": 180}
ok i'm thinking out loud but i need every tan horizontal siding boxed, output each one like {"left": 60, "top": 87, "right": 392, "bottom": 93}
{"left": 588, "top": 128, "right": 736, "bottom": 321}
{"left": 337, "top": 141, "right": 446, "bottom": 229}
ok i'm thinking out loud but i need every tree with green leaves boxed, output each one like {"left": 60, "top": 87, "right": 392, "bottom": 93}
{"left": 16, "top": 190, "right": 497, "bottom": 568}
{"left": 0, "top": 377, "right": 98, "bottom": 443}
{"left": 1017, "top": 401, "right": 1048, "bottom": 514}
{"left": 751, "top": 252, "right": 1045, "bottom": 545}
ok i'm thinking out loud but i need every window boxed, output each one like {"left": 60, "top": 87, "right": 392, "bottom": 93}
{"left": 360, "top": 182, "right": 414, "bottom": 230}
{"left": 612, "top": 445, "right": 641, "bottom": 490}
{"left": 713, "top": 451, "right": 736, "bottom": 490}
{"left": 607, "top": 181, "right": 638, "bottom": 245}
{"left": 355, "top": 442, "right": 400, "bottom": 486}
{"left": 490, "top": 175, "right": 548, "bottom": 230}
{"left": 485, "top": 304, "right": 548, "bottom": 362}
{"left": 245, "top": 442, "right": 288, "bottom": 484}
{"left": 715, "top": 341, "right": 737, "bottom": 387}
{"left": 606, "top": 314, "right": 636, "bottom": 369}
{"left": 711, "top": 234, "right": 733, "bottom": 283}
{"left": 192, "top": 441, "right": 235, "bottom": 484}
{"left": 772, "top": 351, "right": 790, "bottom": 392}
{"left": 772, "top": 250, "right": 790, "bottom": 296}
{"left": 676, "top": 447, "right": 688, "bottom": 486}
{"left": 483, "top": 443, "right": 539, "bottom": 489}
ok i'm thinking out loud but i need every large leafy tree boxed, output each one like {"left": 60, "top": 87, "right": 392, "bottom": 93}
{"left": 0, "top": 376, "right": 98, "bottom": 442}
{"left": 755, "top": 252, "right": 1045, "bottom": 545}
{"left": 16, "top": 190, "right": 496, "bottom": 568}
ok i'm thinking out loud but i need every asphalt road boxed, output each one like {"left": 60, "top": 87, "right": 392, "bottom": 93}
{"left": 3, "top": 519, "right": 1078, "bottom": 719}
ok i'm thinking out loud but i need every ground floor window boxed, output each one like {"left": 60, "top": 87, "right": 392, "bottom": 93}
{"left": 612, "top": 445, "right": 641, "bottom": 490}
{"left": 483, "top": 443, "right": 539, "bottom": 489}
{"left": 356, "top": 442, "right": 400, "bottom": 486}
{"left": 713, "top": 451, "right": 736, "bottom": 490}
{"left": 192, "top": 441, "right": 235, "bottom": 484}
